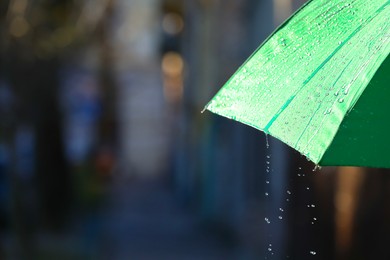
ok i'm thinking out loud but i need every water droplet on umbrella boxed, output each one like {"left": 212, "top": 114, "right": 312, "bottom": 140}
{"left": 280, "top": 38, "right": 286, "bottom": 46}
{"left": 324, "top": 108, "right": 332, "bottom": 115}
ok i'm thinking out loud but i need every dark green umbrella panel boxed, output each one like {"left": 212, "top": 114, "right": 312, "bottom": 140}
{"left": 206, "top": 0, "right": 390, "bottom": 168}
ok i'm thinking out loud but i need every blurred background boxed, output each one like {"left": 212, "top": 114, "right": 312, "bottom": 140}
{"left": 0, "top": 0, "right": 389, "bottom": 259}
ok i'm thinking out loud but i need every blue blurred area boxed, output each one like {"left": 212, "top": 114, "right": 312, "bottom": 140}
{"left": 0, "top": 0, "right": 389, "bottom": 259}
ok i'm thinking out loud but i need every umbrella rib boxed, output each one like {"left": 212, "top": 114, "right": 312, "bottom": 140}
{"left": 294, "top": 58, "right": 353, "bottom": 147}
{"left": 347, "top": 35, "right": 390, "bottom": 111}
{"left": 295, "top": 102, "right": 322, "bottom": 146}
{"left": 264, "top": 28, "right": 359, "bottom": 132}
{"left": 263, "top": 1, "right": 388, "bottom": 133}
{"left": 303, "top": 41, "right": 388, "bottom": 156}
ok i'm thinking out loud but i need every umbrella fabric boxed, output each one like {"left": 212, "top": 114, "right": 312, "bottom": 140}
{"left": 205, "top": 0, "right": 390, "bottom": 168}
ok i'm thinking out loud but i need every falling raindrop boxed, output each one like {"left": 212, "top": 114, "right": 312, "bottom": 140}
{"left": 310, "top": 251, "right": 317, "bottom": 255}
{"left": 311, "top": 204, "right": 316, "bottom": 208}
{"left": 265, "top": 218, "right": 271, "bottom": 224}
{"left": 313, "top": 165, "right": 322, "bottom": 171}
{"left": 279, "top": 208, "right": 284, "bottom": 212}
{"left": 265, "top": 192, "right": 269, "bottom": 196}
{"left": 287, "top": 190, "right": 292, "bottom": 195}
{"left": 278, "top": 216, "right": 283, "bottom": 220}
{"left": 265, "top": 134, "right": 270, "bottom": 149}
{"left": 338, "top": 98, "right": 344, "bottom": 103}
{"left": 306, "top": 187, "right": 310, "bottom": 190}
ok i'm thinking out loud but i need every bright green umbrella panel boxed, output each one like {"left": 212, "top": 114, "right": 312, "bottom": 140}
{"left": 206, "top": 0, "right": 390, "bottom": 167}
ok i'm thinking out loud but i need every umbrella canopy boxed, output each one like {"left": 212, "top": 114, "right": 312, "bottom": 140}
{"left": 205, "top": 0, "right": 390, "bottom": 168}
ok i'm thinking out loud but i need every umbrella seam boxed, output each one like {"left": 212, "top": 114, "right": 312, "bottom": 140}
{"left": 294, "top": 57, "right": 354, "bottom": 148}
{"left": 263, "top": 1, "right": 388, "bottom": 133}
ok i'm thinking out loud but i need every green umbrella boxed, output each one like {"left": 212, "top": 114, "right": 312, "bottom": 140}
{"left": 205, "top": 0, "right": 390, "bottom": 168}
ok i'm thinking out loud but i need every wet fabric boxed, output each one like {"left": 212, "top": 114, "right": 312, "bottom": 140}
{"left": 206, "top": 0, "right": 390, "bottom": 167}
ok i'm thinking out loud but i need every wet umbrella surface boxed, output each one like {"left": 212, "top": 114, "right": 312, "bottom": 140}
{"left": 205, "top": 0, "right": 390, "bottom": 168}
